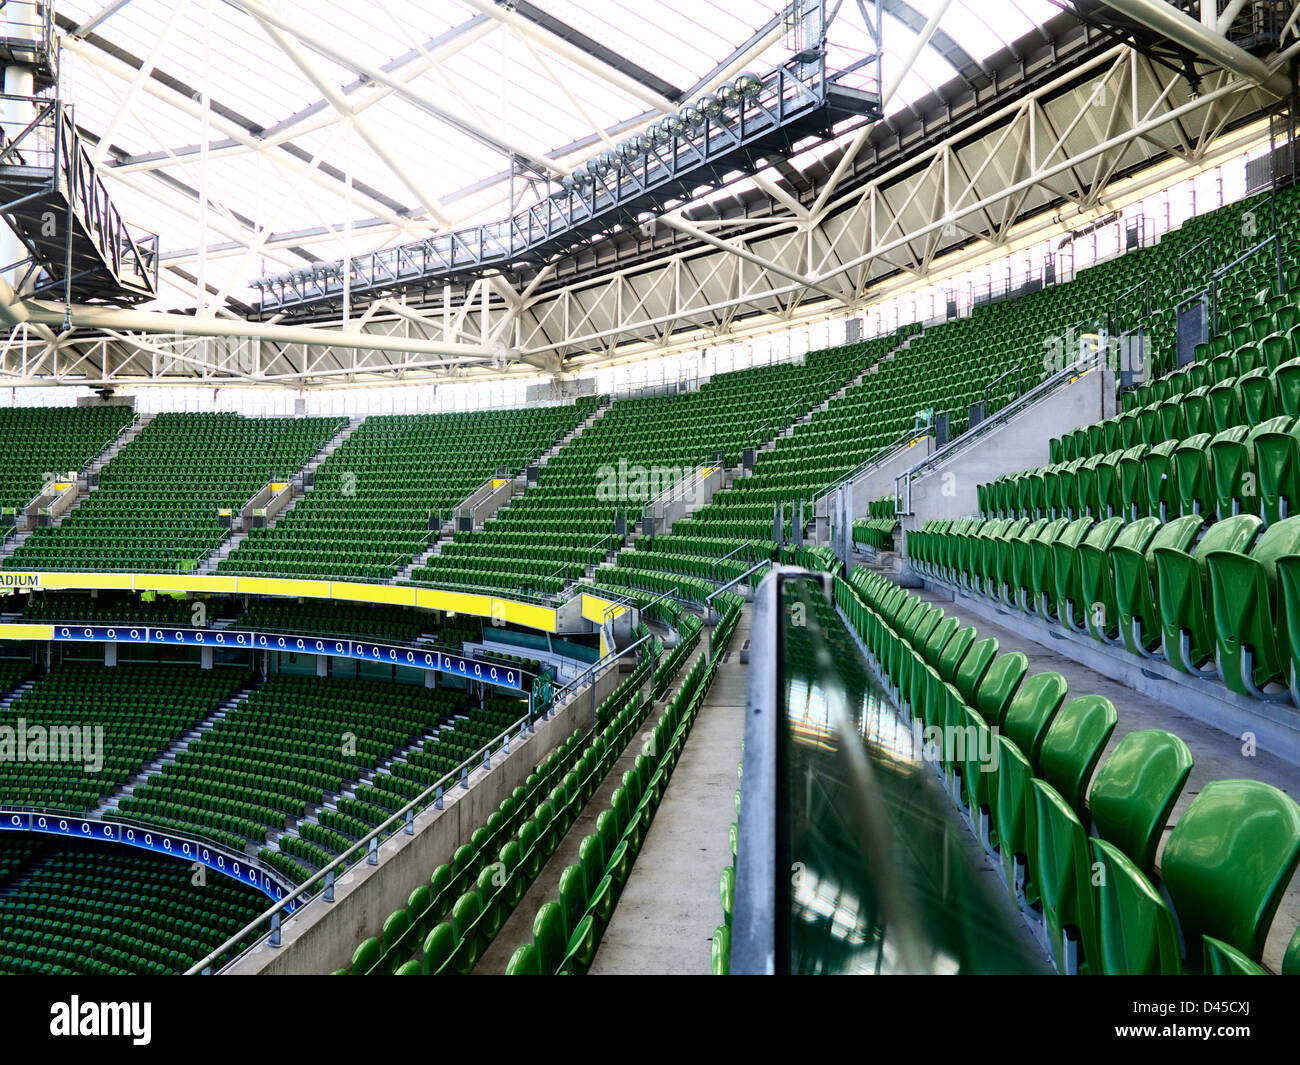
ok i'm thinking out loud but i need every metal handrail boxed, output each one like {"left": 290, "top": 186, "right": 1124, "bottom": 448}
{"left": 894, "top": 349, "right": 1102, "bottom": 516}
{"left": 553, "top": 630, "right": 652, "bottom": 704}
{"left": 1111, "top": 277, "right": 1151, "bottom": 336}
{"left": 1174, "top": 230, "right": 1284, "bottom": 337}
{"left": 707, "top": 561, "right": 770, "bottom": 601}
{"left": 184, "top": 706, "right": 542, "bottom": 975}
{"left": 808, "top": 426, "right": 926, "bottom": 514}
{"left": 641, "top": 455, "right": 722, "bottom": 518}
{"left": 979, "top": 364, "right": 1023, "bottom": 410}
{"left": 711, "top": 541, "right": 754, "bottom": 578}
{"left": 1176, "top": 234, "right": 1215, "bottom": 296}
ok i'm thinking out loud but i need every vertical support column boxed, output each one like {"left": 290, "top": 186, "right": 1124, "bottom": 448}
{"left": 104, "top": 643, "right": 117, "bottom": 667}
{"left": 1, "top": 1, "right": 37, "bottom": 286}
{"left": 196, "top": 0, "right": 212, "bottom": 308}
{"left": 316, "top": 654, "right": 328, "bottom": 677}
{"left": 201, "top": 646, "right": 214, "bottom": 670}
{"left": 842, "top": 481, "right": 854, "bottom": 565}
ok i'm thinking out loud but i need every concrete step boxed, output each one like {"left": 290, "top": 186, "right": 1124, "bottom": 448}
{"left": 393, "top": 402, "right": 608, "bottom": 584}
{"left": 96, "top": 686, "right": 254, "bottom": 814}
{"left": 0, "top": 678, "right": 37, "bottom": 712}
{"left": 195, "top": 417, "right": 366, "bottom": 574}
{"left": 0, "top": 412, "right": 157, "bottom": 561}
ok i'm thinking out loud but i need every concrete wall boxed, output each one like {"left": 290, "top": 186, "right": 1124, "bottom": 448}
{"left": 813, "top": 435, "right": 934, "bottom": 543}
{"left": 225, "top": 662, "right": 624, "bottom": 975}
{"left": 900, "top": 367, "right": 1116, "bottom": 549}
{"left": 848, "top": 434, "right": 934, "bottom": 520}
{"left": 469, "top": 478, "right": 517, "bottom": 527}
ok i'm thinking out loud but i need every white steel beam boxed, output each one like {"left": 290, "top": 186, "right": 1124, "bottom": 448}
{"left": 88, "top": 0, "right": 189, "bottom": 166}
{"left": 1100, "top": 0, "right": 1292, "bottom": 95}
{"left": 224, "top": 0, "right": 574, "bottom": 178}
{"left": 457, "top": 0, "right": 678, "bottom": 115}
{"left": 247, "top": 17, "right": 456, "bottom": 229}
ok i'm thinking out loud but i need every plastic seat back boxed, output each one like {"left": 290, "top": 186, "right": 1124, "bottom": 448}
{"left": 1154, "top": 512, "right": 1261, "bottom": 672}
{"left": 1161, "top": 779, "right": 1300, "bottom": 964}
{"left": 1031, "top": 779, "right": 1099, "bottom": 974}
{"left": 952, "top": 635, "right": 997, "bottom": 704}
{"left": 1207, "top": 515, "right": 1300, "bottom": 697}
{"left": 1036, "top": 694, "right": 1117, "bottom": 816}
{"left": 1202, "top": 936, "right": 1269, "bottom": 975}
{"left": 972, "top": 650, "right": 1027, "bottom": 728}
{"left": 1087, "top": 728, "right": 1192, "bottom": 875}
{"left": 1000, "top": 671, "right": 1068, "bottom": 762}
{"left": 1089, "top": 838, "right": 1181, "bottom": 975}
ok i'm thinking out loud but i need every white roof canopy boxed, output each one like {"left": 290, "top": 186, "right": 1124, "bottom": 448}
{"left": 55, "top": 0, "right": 1061, "bottom": 310}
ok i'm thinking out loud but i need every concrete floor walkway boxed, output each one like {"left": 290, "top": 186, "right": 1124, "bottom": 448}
{"left": 474, "top": 622, "right": 713, "bottom": 973}
{"left": 589, "top": 605, "right": 750, "bottom": 975}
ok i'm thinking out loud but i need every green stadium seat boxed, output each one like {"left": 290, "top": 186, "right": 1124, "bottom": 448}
{"left": 1202, "top": 936, "right": 1269, "bottom": 975}
{"left": 1030, "top": 778, "right": 1099, "bottom": 974}
{"left": 1161, "top": 780, "right": 1300, "bottom": 967}
{"left": 1036, "top": 694, "right": 1117, "bottom": 817}
{"left": 1110, "top": 514, "right": 1202, "bottom": 658}
{"left": 1090, "top": 837, "right": 1182, "bottom": 975}
{"left": 1153, "top": 513, "right": 1260, "bottom": 674}
{"left": 1206, "top": 516, "right": 1300, "bottom": 699}
{"left": 1087, "top": 729, "right": 1192, "bottom": 876}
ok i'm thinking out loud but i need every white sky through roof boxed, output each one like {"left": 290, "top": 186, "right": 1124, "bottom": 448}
{"left": 52, "top": 0, "right": 1060, "bottom": 309}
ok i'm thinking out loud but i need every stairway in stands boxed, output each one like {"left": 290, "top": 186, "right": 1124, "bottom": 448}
{"left": 263, "top": 714, "right": 455, "bottom": 865}
{"left": 393, "top": 401, "right": 613, "bottom": 584}
{"left": 588, "top": 339, "right": 920, "bottom": 591}
{"left": 196, "top": 416, "right": 365, "bottom": 575}
{"left": 759, "top": 325, "right": 926, "bottom": 462}
{"left": 96, "top": 682, "right": 261, "bottom": 819}
{"left": 0, "top": 678, "right": 37, "bottom": 713}
{"left": 0, "top": 412, "right": 156, "bottom": 566}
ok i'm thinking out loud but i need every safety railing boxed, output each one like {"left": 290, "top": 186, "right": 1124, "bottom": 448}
{"left": 808, "top": 426, "right": 925, "bottom": 518}
{"left": 1111, "top": 277, "right": 1152, "bottom": 337}
{"left": 187, "top": 627, "right": 653, "bottom": 973}
{"left": 1174, "top": 230, "right": 1284, "bottom": 337}
{"left": 978, "top": 364, "right": 1024, "bottom": 412}
{"left": 893, "top": 348, "right": 1103, "bottom": 516}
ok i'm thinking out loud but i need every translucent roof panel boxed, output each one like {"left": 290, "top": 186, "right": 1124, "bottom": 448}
{"left": 48, "top": 0, "right": 1059, "bottom": 309}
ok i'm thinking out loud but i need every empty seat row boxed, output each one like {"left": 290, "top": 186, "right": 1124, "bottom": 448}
{"left": 504, "top": 652, "right": 720, "bottom": 974}
{"left": 837, "top": 567, "right": 1300, "bottom": 974}
{"left": 910, "top": 512, "right": 1300, "bottom": 705}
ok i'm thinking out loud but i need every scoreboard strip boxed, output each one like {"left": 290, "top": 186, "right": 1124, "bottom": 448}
{"left": 39, "top": 624, "right": 526, "bottom": 691}
{"left": 0, "top": 811, "right": 299, "bottom": 912}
